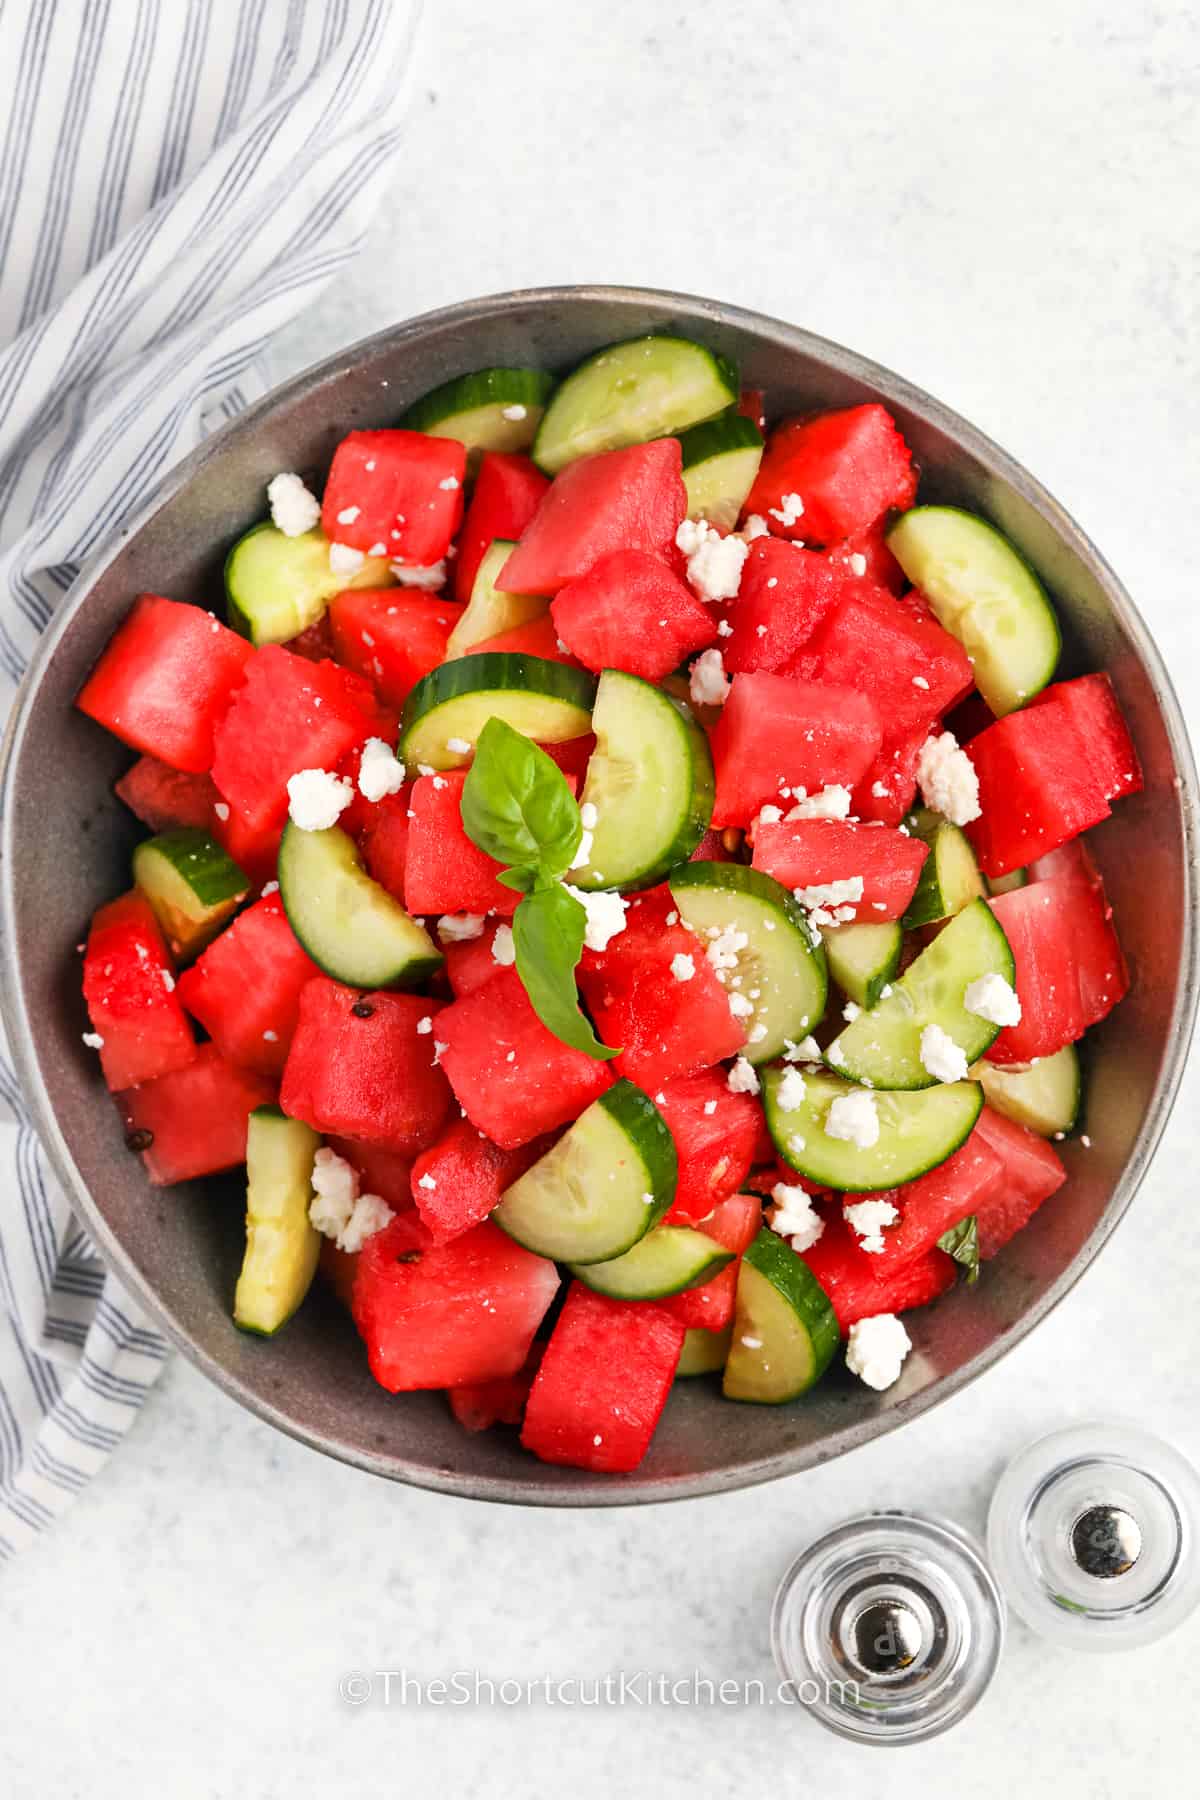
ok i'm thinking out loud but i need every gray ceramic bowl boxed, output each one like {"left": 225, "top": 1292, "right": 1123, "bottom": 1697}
{"left": 2, "top": 287, "right": 1196, "bottom": 1505}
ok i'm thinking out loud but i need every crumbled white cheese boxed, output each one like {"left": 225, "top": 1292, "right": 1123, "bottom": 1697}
{"left": 82, "top": 1031, "right": 105, "bottom": 1050}
{"left": 338, "top": 1191, "right": 394, "bottom": 1254}
{"left": 438, "top": 913, "right": 486, "bottom": 942}
{"left": 916, "top": 731, "right": 981, "bottom": 827}
{"left": 689, "top": 647, "right": 731, "bottom": 708}
{"left": 569, "top": 829, "right": 594, "bottom": 870}
{"left": 726, "top": 1057, "right": 760, "bottom": 1096}
{"left": 491, "top": 924, "right": 516, "bottom": 966}
{"left": 438, "top": 475, "right": 460, "bottom": 491}
{"left": 309, "top": 1148, "right": 360, "bottom": 1242}
{"left": 213, "top": 801, "right": 230, "bottom": 821}
{"left": 774, "top": 1066, "right": 808, "bottom": 1112}
{"left": 336, "top": 505, "right": 361, "bottom": 526}
{"left": 670, "top": 953, "right": 696, "bottom": 982}
{"left": 786, "top": 784, "right": 853, "bottom": 821}
{"left": 845, "top": 1313, "right": 912, "bottom": 1390}
{"left": 416, "top": 1016, "right": 433, "bottom": 1036}
{"left": 793, "top": 876, "right": 864, "bottom": 925}
{"left": 741, "top": 513, "right": 770, "bottom": 540}
{"left": 675, "top": 517, "right": 749, "bottom": 602}
{"left": 579, "top": 801, "right": 598, "bottom": 831}
{"left": 390, "top": 559, "right": 446, "bottom": 589}
{"left": 563, "top": 884, "right": 628, "bottom": 951}
{"left": 705, "top": 925, "right": 749, "bottom": 973}
{"left": 827, "top": 1090, "right": 881, "bottom": 1150}
{"left": 783, "top": 1035, "right": 823, "bottom": 1063}
{"left": 329, "top": 542, "right": 365, "bottom": 576}
{"left": 848, "top": 552, "right": 868, "bottom": 577}
{"left": 964, "top": 972, "right": 1022, "bottom": 1027}
{"left": 920, "top": 1021, "right": 970, "bottom": 1083}
{"left": 728, "top": 991, "right": 754, "bottom": 1019}
{"left": 755, "top": 803, "right": 784, "bottom": 829}
{"left": 770, "top": 1181, "right": 825, "bottom": 1251}
{"left": 768, "top": 492, "right": 804, "bottom": 528}
{"left": 871, "top": 781, "right": 890, "bottom": 799}
{"left": 446, "top": 736, "right": 472, "bottom": 755}
{"left": 501, "top": 403, "right": 527, "bottom": 421}
{"left": 703, "top": 1099, "right": 718, "bottom": 1116}
{"left": 358, "top": 737, "right": 405, "bottom": 803}
{"left": 417, "top": 1172, "right": 438, "bottom": 1191}
{"left": 286, "top": 767, "right": 354, "bottom": 831}
{"left": 267, "top": 471, "right": 321, "bottom": 537}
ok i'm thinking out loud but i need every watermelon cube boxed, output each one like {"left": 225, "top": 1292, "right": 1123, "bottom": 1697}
{"left": 435, "top": 967, "right": 615, "bottom": 1149}
{"left": 176, "top": 893, "right": 320, "bottom": 1078}
{"left": 82, "top": 891, "right": 196, "bottom": 1092}
{"left": 470, "top": 614, "right": 581, "bottom": 663}
{"left": 325, "top": 1137, "right": 416, "bottom": 1213}
{"left": 321, "top": 428, "right": 466, "bottom": 566}
{"left": 328, "top": 589, "right": 463, "bottom": 710}
{"left": 743, "top": 404, "right": 918, "bottom": 546}
{"left": 410, "top": 1116, "right": 545, "bottom": 1243}
{"left": 280, "top": 979, "right": 452, "bottom": 1153}
{"left": 455, "top": 451, "right": 550, "bottom": 603}
{"left": 658, "top": 1068, "right": 761, "bottom": 1223}
{"left": 208, "top": 799, "right": 283, "bottom": 892}
{"left": 498, "top": 440, "right": 686, "bottom": 596}
{"left": 353, "top": 1215, "right": 559, "bottom": 1392}
{"left": 800, "top": 1211, "right": 955, "bottom": 1332}
{"left": 860, "top": 1131, "right": 1006, "bottom": 1281}
{"left": 717, "top": 541, "right": 845, "bottom": 675}
{"left": 970, "top": 1106, "right": 1067, "bottom": 1257}
{"left": 964, "top": 697, "right": 1112, "bottom": 878}
{"left": 448, "top": 1356, "right": 540, "bottom": 1433}
{"left": 115, "top": 755, "right": 221, "bottom": 833}
{"left": 520, "top": 1282, "right": 685, "bottom": 1472}
{"left": 662, "top": 1190, "right": 761, "bottom": 1330}
{"left": 987, "top": 875, "right": 1127, "bottom": 1063}
{"left": 795, "top": 586, "right": 973, "bottom": 735}
{"left": 828, "top": 518, "right": 907, "bottom": 595}
{"left": 117, "top": 1043, "right": 275, "bottom": 1185}
{"left": 404, "top": 771, "right": 520, "bottom": 918}
{"left": 358, "top": 788, "right": 412, "bottom": 902}
{"left": 752, "top": 817, "right": 929, "bottom": 922}
{"left": 77, "top": 595, "right": 252, "bottom": 772}
{"left": 710, "top": 672, "right": 882, "bottom": 828}
{"left": 1030, "top": 673, "right": 1142, "bottom": 803}
{"left": 442, "top": 919, "right": 512, "bottom": 998}
{"left": 849, "top": 726, "right": 926, "bottom": 826}
{"left": 550, "top": 549, "right": 715, "bottom": 680}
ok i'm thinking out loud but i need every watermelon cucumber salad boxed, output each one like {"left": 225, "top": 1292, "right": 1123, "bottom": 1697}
{"left": 73, "top": 332, "right": 1140, "bottom": 1474}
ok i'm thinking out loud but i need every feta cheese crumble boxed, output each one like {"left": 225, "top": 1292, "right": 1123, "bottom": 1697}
{"left": 336, "top": 505, "right": 361, "bottom": 525}
{"left": 337, "top": 1191, "right": 394, "bottom": 1255}
{"left": 919, "top": 1021, "right": 970, "bottom": 1083}
{"left": 675, "top": 517, "right": 749, "bottom": 602}
{"left": 213, "top": 801, "right": 230, "bottom": 822}
{"left": 417, "top": 1173, "right": 438, "bottom": 1191}
{"left": 848, "top": 552, "right": 867, "bottom": 577}
{"left": 768, "top": 492, "right": 804, "bottom": 528}
{"left": 438, "top": 913, "right": 486, "bottom": 943}
{"left": 267, "top": 471, "right": 321, "bottom": 537}
{"left": 772, "top": 1068, "right": 806, "bottom": 1114}
{"left": 446, "top": 736, "right": 472, "bottom": 755}
{"left": 770, "top": 1181, "right": 825, "bottom": 1252}
{"left": 689, "top": 646, "right": 731, "bottom": 709}
{"left": 438, "top": 475, "right": 460, "bottom": 491}
{"left": 390, "top": 559, "right": 446, "bottom": 589}
{"left": 309, "top": 1148, "right": 358, "bottom": 1239}
{"left": 916, "top": 731, "right": 981, "bottom": 827}
{"left": 826, "top": 1088, "right": 880, "bottom": 1150}
{"left": 491, "top": 924, "right": 516, "bottom": 967}
{"left": 786, "top": 784, "right": 853, "bottom": 821}
{"left": 670, "top": 953, "right": 696, "bottom": 982}
{"left": 358, "top": 737, "right": 405, "bottom": 802}
{"left": 783, "top": 1035, "right": 823, "bottom": 1063}
{"left": 82, "top": 1031, "right": 105, "bottom": 1050}
{"left": 328, "top": 541, "right": 365, "bottom": 576}
{"left": 705, "top": 925, "right": 749, "bottom": 973}
{"left": 580, "top": 801, "right": 599, "bottom": 831}
{"left": 286, "top": 767, "right": 354, "bottom": 831}
{"left": 963, "top": 972, "right": 1022, "bottom": 1027}
{"left": 845, "top": 1313, "right": 912, "bottom": 1390}
{"left": 793, "top": 875, "right": 864, "bottom": 928}
{"left": 501, "top": 403, "right": 527, "bottom": 421}
{"left": 741, "top": 513, "right": 770, "bottom": 540}
{"left": 563, "top": 884, "right": 628, "bottom": 951}
{"left": 728, "top": 991, "right": 754, "bottom": 1018}
{"left": 726, "top": 1057, "right": 760, "bottom": 1096}
{"left": 843, "top": 1197, "right": 898, "bottom": 1254}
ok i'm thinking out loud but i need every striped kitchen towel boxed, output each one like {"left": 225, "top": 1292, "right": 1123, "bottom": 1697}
{"left": 0, "top": 0, "right": 421, "bottom": 1559}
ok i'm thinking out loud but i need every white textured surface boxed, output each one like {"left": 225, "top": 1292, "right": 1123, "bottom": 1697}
{"left": 4, "top": 1, "right": 1198, "bottom": 1791}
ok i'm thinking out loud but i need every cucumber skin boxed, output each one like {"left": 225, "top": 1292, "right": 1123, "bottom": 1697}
{"left": 133, "top": 828, "right": 248, "bottom": 908}
{"left": 678, "top": 409, "right": 763, "bottom": 469}
{"left": 763, "top": 1066, "right": 984, "bottom": 1191}
{"left": 233, "top": 1107, "right": 321, "bottom": 1337}
{"left": 722, "top": 1229, "right": 840, "bottom": 1404}
{"left": 398, "top": 652, "right": 597, "bottom": 768}
{"left": 822, "top": 921, "right": 902, "bottom": 1010}
{"left": 278, "top": 823, "right": 443, "bottom": 991}
{"left": 401, "top": 367, "right": 556, "bottom": 435}
{"left": 567, "top": 1228, "right": 733, "bottom": 1300}
{"left": 597, "top": 1080, "right": 679, "bottom": 1208}
{"left": 533, "top": 335, "right": 739, "bottom": 474}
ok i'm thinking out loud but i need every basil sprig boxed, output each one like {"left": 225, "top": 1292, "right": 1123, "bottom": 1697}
{"left": 937, "top": 1214, "right": 981, "bottom": 1285}
{"left": 461, "top": 720, "right": 618, "bottom": 1061}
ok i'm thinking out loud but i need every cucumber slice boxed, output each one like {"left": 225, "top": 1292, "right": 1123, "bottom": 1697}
{"left": 822, "top": 920, "right": 903, "bottom": 1009}
{"left": 826, "top": 898, "right": 1015, "bottom": 1089}
{"left": 400, "top": 367, "right": 555, "bottom": 467}
{"left": 669, "top": 862, "right": 828, "bottom": 1063}
{"left": 278, "top": 823, "right": 442, "bottom": 989}
{"left": 533, "top": 334, "right": 739, "bottom": 475}
{"left": 677, "top": 1324, "right": 733, "bottom": 1377}
{"left": 399, "top": 653, "right": 595, "bottom": 771}
{"left": 132, "top": 828, "right": 249, "bottom": 960}
{"left": 976, "top": 1043, "right": 1081, "bottom": 1137}
{"left": 762, "top": 1064, "right": 983, "bottom": 1190}
{"left": 903, "top": 807, "right": 987, "bottom": 927}
{"left": 233, "top": 1107, "right": 321, "bottom": 1336}
{"left": 493, "top": 1080, "right": 677, "bottom": 1263}
{"left": 573, "top": 670, "right": 713, "bottom": 891}
{"left": 723, "top": 1228, "right": 840, "bottom": 1404}
{"left": 886, "top": 506, "right": 1061, "bottom": 716}
{"left": 446, "top": 539, "right": 547, "bottom": 658}
{"left": 568, "top": 1224, "right": 733, "bottom": 1300}
{"left": 679, "top": 410, "right": 764, "bottom": 530}
{"left": 987, "top": 867, "right": 1029, "bottom": 896}
{"left": 225, "top": 524, "right": 392, "bottom": 645}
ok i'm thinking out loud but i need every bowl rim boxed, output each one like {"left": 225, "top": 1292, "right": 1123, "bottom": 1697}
{"left": 3, "top": 283, "right": 1197, "bottom": 1506}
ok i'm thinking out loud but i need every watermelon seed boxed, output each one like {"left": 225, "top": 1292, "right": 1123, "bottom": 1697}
{"left": 125, "top": 1129, "right": 154, "bottom": 1152}
{"left": 395, "top": 1250, "right": 422, "bottom": 1265}
{"left": 351, "top": 1001, "right": 375, "bottom": 1018}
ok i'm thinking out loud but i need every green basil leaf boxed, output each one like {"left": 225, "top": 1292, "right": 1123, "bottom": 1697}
{"left": 513, "top": 885, "right": 620, "bottom": 1061}
{"left": 461, "top": 717, "right": 582, "bottom": 877}
{"left": 496, "top": 865, "right": 543, "bottom": 895}
{"left": 937, "top": 1214, "right": 981, "bottom": 1285}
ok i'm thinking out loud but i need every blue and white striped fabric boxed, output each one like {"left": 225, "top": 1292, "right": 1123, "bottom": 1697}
{"left": 0, "top": 0, "right": 421, "bottom": 1559}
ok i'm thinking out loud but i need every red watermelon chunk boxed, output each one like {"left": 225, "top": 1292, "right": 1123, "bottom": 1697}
{"left": 550, "top": 548, "right": 714, "bottom": 680}
{"left": 281, "top": 614, "right": 337, "bottom": 663}
{"left": 210, "top": 645, "right": 379, "bottom": 837}
{"left": 859, "top": 1131, "right": 1006, "bottom": 1280}
{"left": 410, "top": 1116, "right": 546, "bottom": 1243}
{"left": 752, "top": 817, "right": 928, "bottom": 921}
{"left": 828, "top": 518, "right": 907, "bottom": 595}
{"left": 794, "top": 586, "right": 973, "bottom": 736}
{"left": 717, "top": 541, "right": 845, "bottom": 674}
{"left": 970, "top": 1106, "right": 1067, "bottom": 1257}
{"left": 964, "top": 697, "right": 1112, "bottom": 879}
{"left": 280, "top": 979, "right": 452, "bottom": 1153}
{"left": 115, "top": 755, "right": 221, "bottom": 832}
{"left": 470, "top": 613, "right": 581, "bottom": 663}
{"left": 404, "top": 771, "right": 520, "bottom": 919}
{"left": 435, "top": 967, "right": 615, "bottom": 1149}
{"left": 77, "top": 595, "right": 252, "bottom": 772}
{"left": 658, "top": 1069, "right": 761, "bottom": 1223}
{"left": 325, "top": 1137, "right": 416, "bottom": 1213}
{"left": 800, "top": 1211, "right": 955, "bottom": 1332}
{"left": 176, "top": 893, "right": 320, "bottom": 1079}
{"left": 353, "top": 1215, "right": 559, "bottom": 1392}
{"left": 82, "top": 891, "right": 195, "bottom": 1092}
{"left": 520, "top": 1282, "right": 685, "bottom": 1472}
{"left": 987, "top": 875, "right": 1127, "bottom": 1063}
{"left": 710, "top": 672, "right": 882, "bottom": 828}
{"left": 209, "top": 800, "right": 283, "bottom": 892}
{"left": 662, "top": 1190, "right": 761, "bottom": 1330}
{"left": 498, "top": 440, "right": 686, "bottom": 596}
{"left": 448, "top": 1355, "right": 540, "bottom": 1432}
{"left": 116, "top": 1043, "right": 274, "bottom": 1185}
{"left": 442, "top": 919, "right": 512, "bottom": 998}
{"left": 358, "top": 788, "right": 412, "bottom": 902}
{"left": 455, "top": 451, "right": 550, "bottom": 603}
{"left": 321, "top": 428, "right": 465, "bottom": 566}
{"left": 328, "top": 589, "right": 463, "bottom": 710}
{"left": 743, "top": 404, "right": 917, "bottom": 546}
{"left": 1030, "top": 673, "right": 1142, "bottom": 803}
{"left": 850, "top": 726, "right": 926, "bottom": 826}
